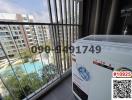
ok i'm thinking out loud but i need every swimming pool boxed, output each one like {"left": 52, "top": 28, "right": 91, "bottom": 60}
{"left": 21, "top": 61, "right": 45, "bottom": 73}
{"left": 0, "top": 61, "right": 45, "bottom": 76}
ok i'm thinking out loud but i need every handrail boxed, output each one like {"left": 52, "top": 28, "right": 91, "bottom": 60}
{"left": 0, "top": 21, "right": 80, "bottom": 26}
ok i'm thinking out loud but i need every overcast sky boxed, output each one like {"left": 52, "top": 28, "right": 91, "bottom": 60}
{"left": 0, "top": 0, "right": 50, "bottom": 22}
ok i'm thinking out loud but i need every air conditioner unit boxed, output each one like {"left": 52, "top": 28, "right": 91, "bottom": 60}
{"left": 72, "top": 35, "right": 132, "bottom": 100}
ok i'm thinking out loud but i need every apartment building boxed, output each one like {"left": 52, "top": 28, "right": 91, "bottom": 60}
{"left": 0, "top": 45, "right": 5, "bottom": 59}
{"left": 0, "top": 13, "right": 49, "bottom": 59}
{"left": 35, "top": 25, "right": 50, "bottom": 45}
{"left": 0, "top": 24, "right": 20, "bottom": 58}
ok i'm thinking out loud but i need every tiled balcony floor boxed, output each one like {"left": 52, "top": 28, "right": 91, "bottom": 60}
{"left": 38, "top": 75, "right": 76, "bottom": 100}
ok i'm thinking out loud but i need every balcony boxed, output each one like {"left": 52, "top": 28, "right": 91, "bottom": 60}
{"left": 0, "top": 0, "right": 80, "bottom": 99}
{"left": 37, "top": 75, "right": 76, "bottom": 100}
{"left": 0, "top": 0, "right": 132, "bottom": 100}
{"left": 0, "top": 21, "right": 80, "bottom": 100}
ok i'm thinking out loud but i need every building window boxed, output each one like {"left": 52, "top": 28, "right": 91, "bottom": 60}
{"left": 13, "top": 36, "right": 19, "bottom": 39}
{"left": 15, "top": 32, "right": 18, "bottom": 35}
{"left": 3, "top": 27, "right": 8, "bottom": 30}
{"left": 28, "top": 36, "right": 32, "bottom": 38}
{"left": 11, "top": 46, "right": 15, "bottom": 48}
{"left": 19, "top": 45, "right": 22, "bottom": 47}
{"left": 17, "top": 26, "right": 20, "bottom": 30}
{"left": 25, "top": 27, "right": 30, "bottom": 30}
{"left": 19, "top": 31, "right": 22, "bottom": 34}
{"left": 6, "top": 32, "right": 10, "bottom": 35}
{"left": 24, "top": 17, "right": 28, "bottom": 20}
{"left": 22, "top": 40, "right": 24, "bottom": 43}
{"left": 13, "top": 27, "right": 16, "bottom": 30}
{"left": 13, "top": 50, "right": 16, "bottom": 52}
{"left": 9, "top": 41, "right": 14, "bottom": 44}
{"left": 30, "top": 43, "right": 33, "bottom": 45}
{"left": 29, "top": 39, "right": 32, "bottom": 42}
{"left": 0, "top": 27, "right": 2, "bottom": 30}
{"left": 27, "top": 32, "right": 30, "bottom": 34}
{"left": 18, "top": 40, "right": 21, "bottom": 43}
{"left": 7, "top": 37, "right": 12, "bottom": 40}
{"left": 39, "top": 34, "right": 42, "bottom": 36}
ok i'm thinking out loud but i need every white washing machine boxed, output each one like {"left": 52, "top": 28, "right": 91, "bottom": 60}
{"left": 72, "top": 35, "right": 132, "bottom": 100}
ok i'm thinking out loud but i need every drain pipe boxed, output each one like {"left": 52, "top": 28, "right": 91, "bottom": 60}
{"left": 93, "top": 0, "right": 101, "bottom": 34}
{"left": 106, "top": 0, "right": 119, "bottom": 34}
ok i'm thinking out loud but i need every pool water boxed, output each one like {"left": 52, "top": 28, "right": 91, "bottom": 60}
{"left": 0, "top": 61, "right": 45, "bottom": 76}
{"left": 21, "top": 61, "right": 45, "bottom": 73}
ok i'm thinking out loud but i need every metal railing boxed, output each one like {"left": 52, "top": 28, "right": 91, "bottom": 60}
{"left": 0, "top": 0, "right": 81, "bottom": 99}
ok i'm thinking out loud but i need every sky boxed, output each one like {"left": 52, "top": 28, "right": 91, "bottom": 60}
{"left": 0, "top": 0, "right": 50, "bottom": 22}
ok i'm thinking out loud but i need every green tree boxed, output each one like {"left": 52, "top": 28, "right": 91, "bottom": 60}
{"left": 2, "top": 67, "right": 43, "bottom": 100}
{"left": 41, "top": 64, "right": 58, "bottom": 82}
{"left": 20, "top": 48, "right": 38, "bottom": 63}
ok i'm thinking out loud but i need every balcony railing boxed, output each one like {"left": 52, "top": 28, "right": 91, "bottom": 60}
{"left": 0, "top": 0, "right": 81, "bottom": 99}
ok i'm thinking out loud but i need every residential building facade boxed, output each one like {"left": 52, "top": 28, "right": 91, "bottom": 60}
{"left": 0, "top": 13, "right": 49, "bottom": 59}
